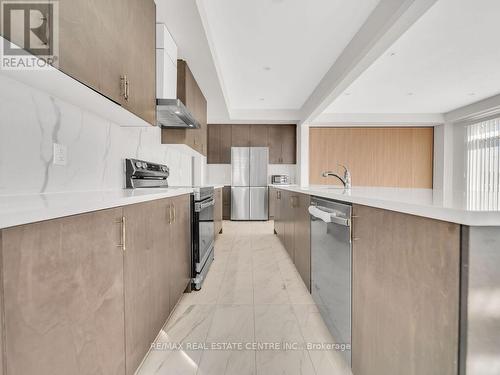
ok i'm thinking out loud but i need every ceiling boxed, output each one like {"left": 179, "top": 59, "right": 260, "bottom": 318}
{"left": 196, "top": 0, "right": 380, "bottom": 112}
{"left": 324, "top": 0, "right": 500, "bottom": 115}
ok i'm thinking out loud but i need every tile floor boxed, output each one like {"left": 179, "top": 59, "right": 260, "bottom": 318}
{"left": 137, "top": 220, "right": 352, "bottom": 375}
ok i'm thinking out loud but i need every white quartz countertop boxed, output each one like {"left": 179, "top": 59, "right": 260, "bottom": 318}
{"left": 0, "top": 188, "right": 193, "bottom": 230}
{"left": 274, "top": 185, "right": 500, "bottom": 226}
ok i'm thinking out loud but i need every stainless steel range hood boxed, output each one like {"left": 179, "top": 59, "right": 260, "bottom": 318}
{"left": 156, "top": 99, "right": 201, "bottom": 129}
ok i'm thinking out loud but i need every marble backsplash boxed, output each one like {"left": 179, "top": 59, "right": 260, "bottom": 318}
{"left": 0, "top": 74, "right": 194, "bottom": 195}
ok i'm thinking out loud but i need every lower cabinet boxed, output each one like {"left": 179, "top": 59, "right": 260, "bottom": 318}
{"left": 169, "top": 195, "right": 191, "bottom": 312}
{"left": 274, "top": 189, "right": 311, "bottom": 290}
{"left": 0, "top": 195, "right": 191, "bottom": 375}
{"left": 214, "top": 187, "right": 223, "bottom": 235}
{"left": 293, "top": 194, "right": 311, "bottom": 291}
{"left": 1, "top": 208, "right": 126, "bottom": 375}
{"left": 123, "top": 199, "right": 171, "bottom": 375}
{"left": 222, "top": 186, "right": 231, "bottom": 220}
{"left": 351, "top": 204, "right": 460, "bottom": 375}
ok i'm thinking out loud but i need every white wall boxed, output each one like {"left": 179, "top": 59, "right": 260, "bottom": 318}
{"left": 0, "top": 74, "right": 194, "bottom": 195}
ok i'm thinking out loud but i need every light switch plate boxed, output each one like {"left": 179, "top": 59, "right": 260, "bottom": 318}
{"left": 53, "top": 143, "right": 67, "bottom": 166}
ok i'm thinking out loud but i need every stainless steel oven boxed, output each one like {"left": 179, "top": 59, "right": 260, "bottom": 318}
{"left": 191, "top": 187, "right": 215, "bottom": 290}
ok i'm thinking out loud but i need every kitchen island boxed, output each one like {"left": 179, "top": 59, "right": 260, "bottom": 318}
{"left": 271, "top": 185, "right": 500, "bottom": 375}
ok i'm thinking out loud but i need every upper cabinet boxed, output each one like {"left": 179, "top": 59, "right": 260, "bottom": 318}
{"left": 1, "top": 0, "right": 156, "bottom": 125}
{"left": 58, "top": 0, "right": 155, "bottom": 124}
{"left": 207, "top": 124, "right": 297, "bottom": 164}
{"left": 162, "top": 60, "right": 208, "bottom": 156}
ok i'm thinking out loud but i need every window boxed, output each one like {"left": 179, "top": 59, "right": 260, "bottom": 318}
{"left": 466, "top": 118, "right": 500, "bottom": 210}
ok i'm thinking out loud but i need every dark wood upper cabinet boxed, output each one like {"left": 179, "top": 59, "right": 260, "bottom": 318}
{"left": 162, "top": 60, "right": 208, "bottom": 156}
{"left": 207, "top": 124, "right": 232, "bottom": 163}
{"left": 250, "top": 124, "right": 269, "bottom": 146}
{"left": 231, "top": 124, "right": 250, "bottom": 146}
{"left": 268, "top": 125, "right": 297, "bottom": 164}
{"left": 58, "top": 0, "right": 155, "bottom": 124}
{"left": 207, "top": 124, "right": 296, "bottom": 164}
{"left": 280, "top": 125, "right": 297, "bottom": 164}
{"left": 122, "top": 0, "right": 156, "bottom": 124}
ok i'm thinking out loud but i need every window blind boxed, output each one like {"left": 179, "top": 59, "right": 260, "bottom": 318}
{"left": 466, "top": 117, "right": 500, "bottom": 210}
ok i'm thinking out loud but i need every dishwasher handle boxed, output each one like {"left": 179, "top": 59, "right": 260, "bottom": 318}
{"left": 308, "top": 205, "right": 351, "bottom": 227}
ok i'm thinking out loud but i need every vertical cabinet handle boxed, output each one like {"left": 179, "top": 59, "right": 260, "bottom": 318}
{"left": 116, "top": 216, "right": 126, "bottom": 251}
{"left": 120, "top": 75, "right": 129, "bottom": 101}
{"left": 168, "top": 204, "right": 173, "bottom": 224}
{"left": 173, "top": 204, "right": 176, "bottom": 223}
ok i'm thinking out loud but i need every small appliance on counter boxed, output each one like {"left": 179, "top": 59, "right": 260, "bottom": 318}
{"left": 271, "top": 175, "right": 290, "bottom": 185}
{"left": 125, "top": 158, "right": 215, "bottom": 291}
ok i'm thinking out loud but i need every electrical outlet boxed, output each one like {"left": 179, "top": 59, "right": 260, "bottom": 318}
{"left": 53, "top": 143, "right": 67, "bottom": 166}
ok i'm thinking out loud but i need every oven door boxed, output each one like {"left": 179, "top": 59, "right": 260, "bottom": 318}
{"left": 194, "top": 196, "right": 215, "bottom": 272}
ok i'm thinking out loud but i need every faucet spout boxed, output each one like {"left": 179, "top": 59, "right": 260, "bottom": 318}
{"left": 321, "top": 165, "right": 352, "bottom": 189}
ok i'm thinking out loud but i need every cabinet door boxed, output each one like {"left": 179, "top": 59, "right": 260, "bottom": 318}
{"left": 208, "top": 125, "right": 221, "bottom": 163}
{"left": 222, "top": 186, "right": 231, "bottom": 220}
{"left": 170, "top": 195, "right": 191, "bottom": 311}
{"left": 268, "top": 125, "right": 282, "bottom": 163}
{"left": 281, "top": 125, "right": 297, "bottom": 164}
{"left": 2, "top": 208, "right": 126, "bottom": 375}
{"left": 214, "top": 188, "right": 223, "bottom": 235}
{"left": 269, "top": 187, "right": 276, "bottom": 219}
{"left": 352, "top": 205, "right": 460, "bottom": 375}
{"left": 250, "top": 125, "right": 269, "bottom": 147}
{"left": 220, "top": 125, "right": 233, "bottom": 163}
{"left": 231, "top": 125, "right": 250, "bottom": 146}
{"left": 58, "top": 0, "right": 123, "bottom": 102}
{"left": 123, "top": 0, "right": 156, "bottom": 124}
{"left": 284, "top": 193, "right": 296, "bottom": 261}
{"left": 293, "top": 194, "right": 311, "bottom": 290}
{"left": 124, "top": 200, "right": 170, "bottom": 375}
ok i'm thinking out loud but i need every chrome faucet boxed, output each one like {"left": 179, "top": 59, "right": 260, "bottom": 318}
{"left": 322, "top": 165, "right": 352, "bottom": 189}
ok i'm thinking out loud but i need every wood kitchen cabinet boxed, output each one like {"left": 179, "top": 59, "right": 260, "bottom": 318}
{"left": 123, "top": 199, "right": 171, "bottom": 375}
{"left": 269, "top": 187, "right": 277, "bottom": 219}
{"left": 351, "top": 204, "right": 460, "bottom": 375}
{"left": 208, "top": 124, "right": 232, "bottom": 164}
{"left": 169, "top": 195, "right": 191, "bottom": 311}
{"left": 273, "top": 188, "right": 311, "bottom": 290}
{"left": 231, "top": 124, "right": 251, "bottom": 146}
{"left": 293, "top": 193, "right": 311, "bottom": 291}
{"left": 57, "top": 0, "right": 156, "bottom": 124}
{"left": 1, "top": 208, "right": 126, "bottom": 375}
{"left": 222, "top": 186, "right": 231, "bottom": 220}
{"left": 162, "top": 60, "right": 208, "bottom": 155}
{"left": 269, "top": 125, "right": 296, "bottom": 164}
{"left": 207, "top": 124, "right": 296, "bottom": 164}
{"left": 250, "top": 124, "right": 269, "bottom": 146}
{"left": 0, "top": 195, "right": 191, "bottom": 375}
{"left": 214, "top": 187, "right": 223, "bottom": 236}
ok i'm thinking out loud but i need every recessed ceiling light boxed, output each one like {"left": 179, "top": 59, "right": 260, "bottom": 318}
{"left": 263, "top": 66, "right": 271, "bottom": 71}
{"left": 389, "top": 52, "right": 396, "bottom": 57}
{"left": 469, "top": 93, "right": 476, "bottom": 96}
{"left": 407, "top": 92, "right": 414, "bottom": 96}
{"left": 259, "top": 98, "right": 265, "bottom": 101}
{"left": 344, "top": 92, "right": 351, "bottom": 96}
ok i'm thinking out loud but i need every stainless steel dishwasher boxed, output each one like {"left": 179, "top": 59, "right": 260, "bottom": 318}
{"left": 309, "top": 197, "right": 352, "bottom": 366}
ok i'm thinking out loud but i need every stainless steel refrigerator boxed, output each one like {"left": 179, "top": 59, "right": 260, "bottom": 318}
{"left": 231, "top": 147, "right": 269, "bottom": 220}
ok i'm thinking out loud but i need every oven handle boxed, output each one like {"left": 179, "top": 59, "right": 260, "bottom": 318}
{"left": 195, "top": 198, "right": 215, "bottom": 212}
